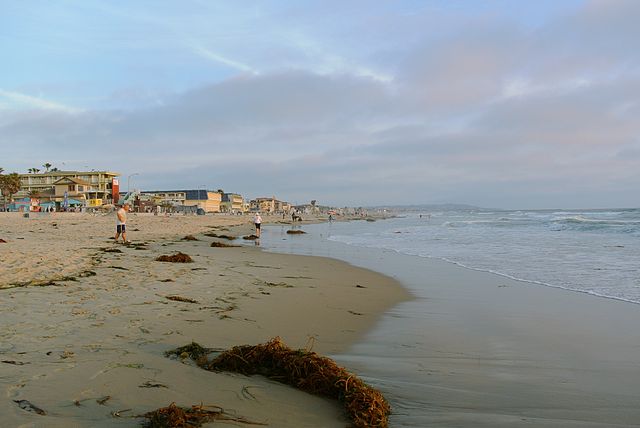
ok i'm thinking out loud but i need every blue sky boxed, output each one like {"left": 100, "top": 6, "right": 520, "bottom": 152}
{"left": 1, "top": 0, "right": 638, "bottom": 208}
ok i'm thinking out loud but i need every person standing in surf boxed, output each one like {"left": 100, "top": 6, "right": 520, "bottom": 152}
{"left": 254, "top": 212, "right": 262, "bottom": 238}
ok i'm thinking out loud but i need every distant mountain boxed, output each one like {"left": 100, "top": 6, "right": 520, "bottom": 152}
{"left": 369, "top": 203, "right": 498, "bottom": 212}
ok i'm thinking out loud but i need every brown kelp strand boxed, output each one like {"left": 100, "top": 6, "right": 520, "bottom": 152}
{"left": 168, "top": 337, "right": 391, "bottom": 428}
{"left": 142, "top": 402, "right": 265, "bottom": 427}
{"left": 165, "top": 295, "right": 199, "bottom": 304}
{"left": 210, "top": 241, "right": 238, "bottom": 248}
{"left": 242, "top": 235, "right": 259, "bottom": 240}
{"left": 164, "top": 342, "right": 212, "bottom": 360}
{"left": 181, "top": 235, "right": 198, "bottom": 241}
{"left": 286, "top": 230, "right": 306, "bottom": 234}
{"left": 155, "top": 252, "right": 193, "bottom": 263}
{"left": 203, "top": 233, "right": 236, "bottom": 240}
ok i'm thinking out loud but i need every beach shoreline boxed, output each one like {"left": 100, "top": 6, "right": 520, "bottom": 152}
{"left": 256, "top": 220, "right": 640, "bottom": 427}
{"left": 0, "top": 212, "right": 409, "bottom": 427}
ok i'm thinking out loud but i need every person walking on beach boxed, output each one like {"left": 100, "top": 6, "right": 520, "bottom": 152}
{"left": 114, "top": 203, "right": 129, "bottom": 243}
{"left": 254, "top": 212, "right": 262, "bottom": 238}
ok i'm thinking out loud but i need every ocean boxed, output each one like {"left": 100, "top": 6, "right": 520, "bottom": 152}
{"left": 329, "top": 208, "right": 640, "bottom": 304}
{"left": 258, "top": 208, "right": 640, "bottom": 426}
{"left": 263, "top": 208, "right": 640, "bottom": 304}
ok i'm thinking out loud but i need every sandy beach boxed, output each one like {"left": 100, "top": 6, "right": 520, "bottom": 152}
{"left": 0, "top": 212, "right": 409, "bottom": 427}
{"left": 4, "top": 212, "right": 640, "bottom": 427}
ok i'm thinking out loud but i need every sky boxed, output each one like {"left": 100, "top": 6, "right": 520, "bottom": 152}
{"left": 1, "top": 0, "right": 638, "bottom": 209}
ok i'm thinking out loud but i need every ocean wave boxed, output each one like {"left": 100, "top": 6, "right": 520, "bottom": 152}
{"left": 443, "top": 218, "right": 527, "bottom": 228}
{"left": 327, "top": 233, "right": 640, "bottom": 305}
{"left": 551, "top": 216, "right": 640, "bottom": 227}
{"left": 324, "top": 209, "right": 640, "bottom": 304}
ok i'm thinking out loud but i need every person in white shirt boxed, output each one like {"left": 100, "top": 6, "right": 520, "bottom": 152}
{"left": 253, "top": 212, "right": 262, "bottom": 238}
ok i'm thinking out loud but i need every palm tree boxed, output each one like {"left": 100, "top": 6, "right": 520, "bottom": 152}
{"left": 43, "top": 163, "right": 52, "bottom": 173}
{"left": 0, "top": 173, "right": 22, "bottom": 210}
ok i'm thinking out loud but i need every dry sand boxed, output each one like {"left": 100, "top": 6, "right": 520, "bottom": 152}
{"left": 0, "top": 212, "right": 409, "bottom": 427}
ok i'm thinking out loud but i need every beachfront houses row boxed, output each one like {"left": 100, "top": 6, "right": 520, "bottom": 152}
{"left": 134, "top": 190, "right": 225, "bottom": 213}
{"left": 6, "top": 169, "right": 297, "bottom": 215}
{"left": 13, "top": 170, "right": 120, "bottom": 210}
{"left": 133, "top": 191, "right": 253, "bottom": 214}
{"left": 135, "top": 192, "right": 294, "bottom": 215}
{"left": 249, "top": 196, "right": 291, "bottom": 213}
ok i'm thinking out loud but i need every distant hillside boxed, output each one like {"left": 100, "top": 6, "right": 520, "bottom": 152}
{"left": 370, "top": 203, "right": 497, "bottom": 212}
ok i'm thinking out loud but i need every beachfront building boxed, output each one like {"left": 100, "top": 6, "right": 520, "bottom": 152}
{"left": 249, "top": 196, "right": 290, "bottom": 213}
{"left": 220, "top": 193, "right": 244, "bottom": 213}
{"left": 141, "top": 190, "right": 222, "bottom": 213}
{"left": 17, "top": 170, "right": 120, "bottom": 206}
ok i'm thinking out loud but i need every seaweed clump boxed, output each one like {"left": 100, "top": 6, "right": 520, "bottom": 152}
{"left": 0, "top": 238, "right": 7, "bottom": 243}
{"left": 165, "top": 342, "right": 211, "bottom": 361}
{"left": 210, "top": 241, "right": 238, "bottom": 248}
{"left": 165, "top": 295, "right": 199, "bottom": 304}
{"left": 155, "top": 252, "right": 193, "bottom": 263}
{"left": 142, "top": 402, "right": 263, "bottom": 427}
{"left": 195, "top": 337, "right": 391, "bottom": 428}
{"left": 182, "top": 235, "right": 198, "bottom": 241}
{"left": 242, "top": 235, "right": 259, "bottom": 240}
{"left": 203, "top": 233, "right": 236, "bottom": 240}
{"left": 286, "top": 230, "right": 306, "bottom": 234}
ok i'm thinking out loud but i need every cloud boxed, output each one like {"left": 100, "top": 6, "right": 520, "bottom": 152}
{"left": 189, "top": 43, "right": 257, "bottom": 74}
{"left": 0, "top": 89, "right": 81, "bottom": 113}
{"left": 2, "top": 0, "right": 640, "bottom": 208}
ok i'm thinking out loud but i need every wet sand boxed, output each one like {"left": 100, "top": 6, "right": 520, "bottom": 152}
{"left": 0, "top": 212, "right": 409, "bottom": 427}
{"left": 257, "top": 222, "right": 640, "bottom": 427}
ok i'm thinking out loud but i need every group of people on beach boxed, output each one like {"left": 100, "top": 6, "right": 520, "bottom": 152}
{"left": 113, "top": 205, "right": 307, "bottom": 244}
{"left": 113, "top": 203, "right": 263, "bottom": 243}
